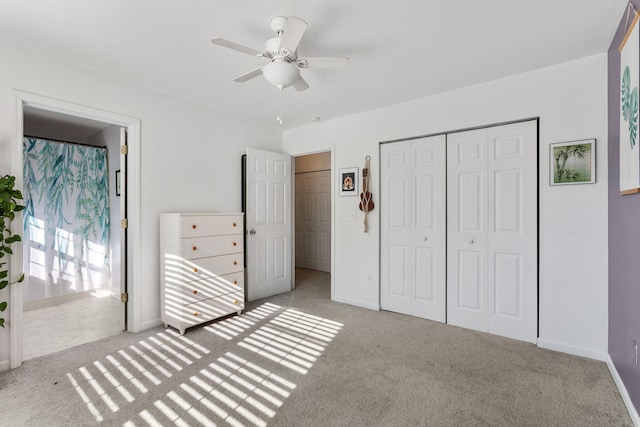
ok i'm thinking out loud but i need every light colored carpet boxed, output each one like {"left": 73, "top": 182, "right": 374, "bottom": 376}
{"left": 23, "top": 291, "right": 124, "bottom": 360}
{"left": 0, "top": 268, "right": 632, "bottom": 426}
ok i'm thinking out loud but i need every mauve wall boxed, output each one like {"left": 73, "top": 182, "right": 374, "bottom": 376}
{"left": 609, "top": 0, "right": 640, "bottom": 411}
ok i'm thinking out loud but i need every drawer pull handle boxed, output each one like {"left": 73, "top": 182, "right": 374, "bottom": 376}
{"left": 193, "top": 268, "right": 198, "bottom": 273}
{"left": 233, "top": 242, "right": 237, "bottom": 246}
{"left": 233, "top": 261, "right": 238, "bottom": 266}
{"left": 233, "top": 222, "right": 237, "bottom": 227}
{"left": 193, "top": 289, "right": 198, "bottom": 295}
{"left": 192, "top": 246, "right": 197, "bottom": 251}
{"left": 233, "top": 299, "right": 238, "bottom": 305}
{"left": 192, "top": 224, "right": 197, "bottom": 229}
{"left": 233, "top": 280, "right": 238, "bottom": 285}
{"left": 193, "top": 311, "right": 199, "bottom": 317}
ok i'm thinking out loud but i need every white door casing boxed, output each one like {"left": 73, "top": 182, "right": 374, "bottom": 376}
{"left": 447, "top": 120, "right": 537, "bottom": 343}
{"left": 9, "top": 91, "right": 141, "bottom": 370}
{"left": 296, "top": 171, "right": 331, "bottom": 272}
{"left": 119, "top": 127, "right": 128, "bottom": 330}
{"left": 246, "top": 148, "right": 292, "bottom": 301}
{"left": 380, "top": 135, "right": 446, "bottom": 322}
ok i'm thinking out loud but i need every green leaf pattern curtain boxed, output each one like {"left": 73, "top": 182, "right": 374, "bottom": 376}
{"left": 23, "top": 137, "right": 110, "bottom": 300}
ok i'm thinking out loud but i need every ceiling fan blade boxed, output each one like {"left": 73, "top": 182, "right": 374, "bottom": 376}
{"left": 293, "top": 76, "right": 309, "bottom": 91}
{"left": 211, "top": 37, "right": 263, "bottom": 57}
{"left": 279, "top": 17, "right": 308, "bottom": 53}
{"left": 233, "top": 67, "right": 264, "bottom": 82}
{"left": 297, "top": 57, "right": 350, "bottom": 70}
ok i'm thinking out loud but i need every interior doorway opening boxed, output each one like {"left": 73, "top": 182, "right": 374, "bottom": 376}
{"left": 293, "top": 152, "right": 332, "bottom": 293}
{"left": 10, "top": 91, "right": 141, "bottom": 369}
{"left": 19, "top": 107, "right": 125, "bottom": 360}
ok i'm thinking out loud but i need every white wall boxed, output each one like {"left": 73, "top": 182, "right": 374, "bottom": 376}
{"left": 283, "top": 53, "right": 609, "bottom": 358}
{"left": 0, "top": 42, "right": 282, "bottom": 369}
{"left": 89, "top": 125, "right": 122, "bottom": 298}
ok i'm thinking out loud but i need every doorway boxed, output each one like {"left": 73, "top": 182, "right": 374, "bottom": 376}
{"left": 9, "top": 91, "right": 141, "bottom": 368}
{"left": 20, "top": 108, "right": 125, "bottom": 359}
{"left": 293, "top": 150, "right": 333, "bottom": 299}
{"left": 294, "top": 152, "right": 331, "bottom": 273}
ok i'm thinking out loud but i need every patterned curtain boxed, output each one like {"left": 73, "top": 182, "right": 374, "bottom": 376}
{"left": 22, "top": 137, "right": 110, "bottom": 300}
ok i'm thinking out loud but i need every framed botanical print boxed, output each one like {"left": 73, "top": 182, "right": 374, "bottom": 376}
{"left": 550, "top": 139, "right": 596, "bottom": 185}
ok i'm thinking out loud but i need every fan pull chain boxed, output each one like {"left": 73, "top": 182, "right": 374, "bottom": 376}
{"left": 276, "top": 87, "right": 283, "bottom": 125}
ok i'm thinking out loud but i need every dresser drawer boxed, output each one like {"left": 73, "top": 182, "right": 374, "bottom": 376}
{"left": 179, "top": 271, "right": 244, "bottom": 304}
{"left": 180, "top": 215, "right": 243, "bottom": 238}
{"left": 181, "top": 292, "right": 244, "bottom": 326}
{"left": 181, "top": 253, "right": 243, "bottom": 280}
{"left": 180, "top": 235, "right": 243, "bottom": 260}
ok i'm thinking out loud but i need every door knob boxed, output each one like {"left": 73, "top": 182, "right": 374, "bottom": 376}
{"left": 249, "top": 229, "right": 256, "bottom": 235}
{"left": 468, "top": 239, "right": 474, "bottom": 244}
{"left": 423, "top": 237, "right": 428, "bottom": 242}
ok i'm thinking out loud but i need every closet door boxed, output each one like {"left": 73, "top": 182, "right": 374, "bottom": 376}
{"left": 297, "top": 170, "right": 331, "bottom": 272}
{"left": 446, "top": 128, "right": 489, "bottom": 331}
{"left": 447, "top": 121, "right": 537, "bottom": 343}
{"left": 381, "top": 135, "right": 446, "bottom": 322}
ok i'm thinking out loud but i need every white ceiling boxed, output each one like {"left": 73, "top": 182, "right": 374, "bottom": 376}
{"left": 0, "top": 1, "right": 629, "bottom": 130}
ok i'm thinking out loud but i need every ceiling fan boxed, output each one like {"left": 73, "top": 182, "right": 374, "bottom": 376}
{"left": 211, "top": 16, "right": 349, "bottom": 91}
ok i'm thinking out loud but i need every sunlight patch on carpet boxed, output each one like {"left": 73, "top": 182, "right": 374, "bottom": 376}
{"left": 68, "top": 305, "right": 343, "bottom": 426}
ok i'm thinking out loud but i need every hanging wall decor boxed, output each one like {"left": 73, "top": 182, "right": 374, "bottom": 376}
{"left": 620, "top": 3, "right": 640, "bottom": 194}
{"left": 550, "top": 139, "right": 596, "bottom": 185}
{"left": 339, "top": 167, "right": 358, "bottom": 196}
{"left": 359, "top": 155, "right": 374, "bottom": 232}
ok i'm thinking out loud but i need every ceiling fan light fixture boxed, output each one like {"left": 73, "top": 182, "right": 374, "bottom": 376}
{"left": 263, "top": 60, "right": 300, "bottom": 89}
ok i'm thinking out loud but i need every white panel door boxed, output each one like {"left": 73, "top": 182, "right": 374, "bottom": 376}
{"left": 446, "top": 129, "right": 488, "bottom": 332}
{"left": 246, "top": 148, "right": 292, "bottom": 301}
{"left": 296, "top": 170, "right": 331, "bottom": 272}
{"left": 487, "top": 121, "right": 537, "bottom": 342}
{"left": 381, "top": 135, "right": 446, "bottom": 322}
{"left": 447, "top": 121, "right": 537, "bottom": 343}
{"left": 295, "top": 174, "right": 303, "bottom": 267}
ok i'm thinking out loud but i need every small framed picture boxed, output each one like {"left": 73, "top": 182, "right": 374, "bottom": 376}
{"left": 550, "top": 139, "right": 596, "bottom": 185}
{"left": 339, "top": 167, "right": 358, "bottom": 196}
{"left": 115, "top": 169, "right": 121, "bottom": 196}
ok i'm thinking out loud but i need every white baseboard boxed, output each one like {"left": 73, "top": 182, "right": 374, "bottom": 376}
{"left": 606, "top": 355, "right": 640, "bottom": 426}
{"left": 332, "top": 296, "right": 380, "bottom": 311}
{"left": 0, "top": 358, "right": 10, "bottom": 372}
{"left": 140, "top": 318, "right": 163, "bottom": 331}
{"left": 536, "top": 338, "right": 607, "bottom": 361}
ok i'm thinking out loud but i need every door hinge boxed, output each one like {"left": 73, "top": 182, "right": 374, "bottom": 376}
{"left": 121, "top": 218, "right": 128, "bottom": 229}
{"left": 120, "top": 292, "right": 128, "bottom": 303}
{"left": 120, "top": 145, "right": 129, "bottom": 155}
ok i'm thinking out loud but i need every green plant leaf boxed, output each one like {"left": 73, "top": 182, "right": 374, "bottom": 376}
{"left": 623, "top": 66, "right": 632, "bottom": 120}
{"left": 0, "top": 280, "right": 8, "bottom": 290}
{"left": 0, "top": 302, "right": 6, "bottom": 312}
{"left": 3, "top": 247, "right": 12, "bottom": 255}
{"left": 0, "top": 318, "right": 4, "bottom": 328}
{"left": 631, "top": 86, "right": 639, "bottom": 149}
{"left": 17, "top": 273, "right": 24, "bottom": 283}
{"left": 5, "top": 235, "right": 21, "bottom": 244}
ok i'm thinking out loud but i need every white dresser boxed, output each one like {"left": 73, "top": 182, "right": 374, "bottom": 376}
{"left": 160, "top": 213, "right": 245, "bottom": 335}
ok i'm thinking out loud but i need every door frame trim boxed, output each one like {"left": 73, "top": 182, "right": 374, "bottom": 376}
{"left": 9, "top": 90, "right": 142, "bottom": 368}
{"left": 288, "top": 145, "right": 335, "bottom": 300}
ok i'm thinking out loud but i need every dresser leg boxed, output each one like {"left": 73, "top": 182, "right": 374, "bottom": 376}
{"left": 180, "top": 328, "right": 186, "bottom": 336}
{"left": 163, "top": 323, "right": 168, "bottom": 328}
